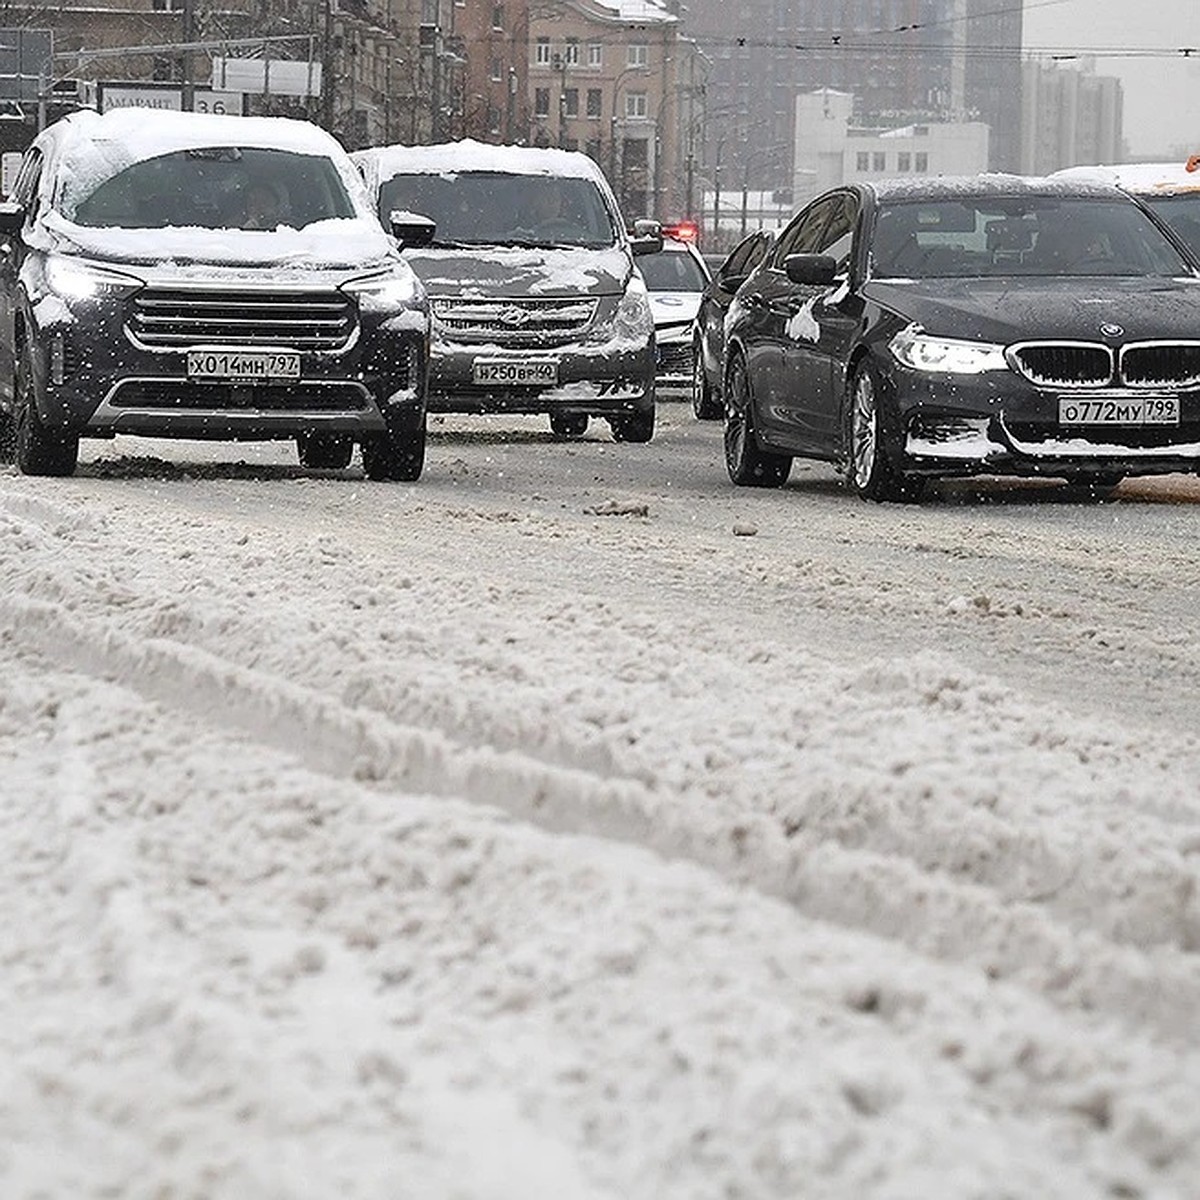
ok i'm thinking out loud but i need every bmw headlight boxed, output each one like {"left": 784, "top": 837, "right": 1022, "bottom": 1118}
{"left": 890, "top": 325, "right": 1008, "bottom": 374}
{"left": 44, "top": 256, "right": 144, "bottom": 302}
{"left": 342, "top": 268, "right": 423, "bottom": 312}
{"left": 615, "top": 271, "right": 654, "bottom": 342}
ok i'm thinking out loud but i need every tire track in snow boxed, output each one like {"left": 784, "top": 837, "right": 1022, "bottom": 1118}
{"left": 5, "top": 585, "right": 1200, "bottom": 1049}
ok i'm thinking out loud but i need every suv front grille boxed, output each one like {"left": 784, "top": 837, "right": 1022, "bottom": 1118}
{"left": 108, "top": 380, "right": 371, "bottom": 412}
{"left": 432, "top": 297, "right": 598, "bottom": 343}
{"left": 129, "top": 289, "right": 356, "bottom": 350}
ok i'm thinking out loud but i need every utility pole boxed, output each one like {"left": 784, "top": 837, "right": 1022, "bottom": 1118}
{"left": 180, "top": 0, "right": 195, "bottom": 111}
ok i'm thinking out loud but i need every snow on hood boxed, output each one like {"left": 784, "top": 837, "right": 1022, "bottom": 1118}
{"left": 865, "top": 275, "right": 1200, "bottom": 345}
{"left": 39, "top": 209, "right": 396, "bottom": 272}
{"left": 403, "top": 244, "right": 631, "bottom": 298}
{"left": 649, "top": 291, "right": 703, "bottom": 325}
{"left": 355, "top": 139, "right": 607, "bottom": 186}
{"left": 1054, "top": 162, "right": 1200, "bottom": 196}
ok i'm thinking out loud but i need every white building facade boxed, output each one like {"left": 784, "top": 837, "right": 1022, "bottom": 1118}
{"left": 792, "top": 89, "right": 990, "bottom": 207}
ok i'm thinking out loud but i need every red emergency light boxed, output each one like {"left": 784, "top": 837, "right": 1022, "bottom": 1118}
{"left": 662, "top": 220, "right": 699, "bottom": 243}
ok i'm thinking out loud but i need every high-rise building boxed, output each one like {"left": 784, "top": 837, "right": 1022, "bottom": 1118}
{"left": 686, "top": 0, "right": 1021, "bottom": 190}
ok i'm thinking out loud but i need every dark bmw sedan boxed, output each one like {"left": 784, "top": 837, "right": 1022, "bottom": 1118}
{"left": 722, "top": 176, "right": 1200, "bottom": 501}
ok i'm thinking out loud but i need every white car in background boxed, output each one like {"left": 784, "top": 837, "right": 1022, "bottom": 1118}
{"left": 1054, "top": 157, "right": 1200, "bottom": 261}
{"left": 635, "top": 233, "right": 712, "bottom": 396}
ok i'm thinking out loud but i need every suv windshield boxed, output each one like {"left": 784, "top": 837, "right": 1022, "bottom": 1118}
{"left": 66, "top": 147, "right": 357, "bottom": 231}
{"left": 378, "top": 170, "right": 617, "bottom": 249}
{"left": 872, "top": 197, "right": 1191, "bottom": 279}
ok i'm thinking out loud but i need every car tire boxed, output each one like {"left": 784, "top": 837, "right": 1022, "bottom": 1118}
{"left": 691, "top": 340, "right": 722, "bottom": 420}
{"left": 296, "top": 433, "right": 353, "bottom": 470}
{"left": 361, "top": 406, "right": 426, "bottom": 482}
{"left": 610, "top": 408, "right": 655, "bottom": 443}
{"left": 723, "top": 353, "right": 791, "bottom": 487}
{"left": 15, "top": 344, "right": 78, "bottom": 478}
{"left": 549, "top": 412, "right": 589, "bottom": 438}
{"left": 846, "top": 361, "right": 923, "bottom": 504}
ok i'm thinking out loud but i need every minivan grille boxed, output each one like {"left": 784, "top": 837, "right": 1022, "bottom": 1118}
{"left": 129, "top": 289, "right": 356, "bottom": 350}
{"left": 432, "top": 297, "right": 598, "bottom": 342}
{"left": 1009, "top": 342, "right": 1114, "bottom": 389}
{"left": 1120, "top": 342, "right": 1200, "bottom": 389}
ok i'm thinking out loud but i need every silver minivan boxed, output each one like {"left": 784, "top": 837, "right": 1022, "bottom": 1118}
{"left": 354, "top": 140, "right": 659, "bottom": 441}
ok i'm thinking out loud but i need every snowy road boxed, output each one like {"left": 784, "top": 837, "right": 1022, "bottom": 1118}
{"left": 2, "top": 401, "right": 1199, "bottom": 1198}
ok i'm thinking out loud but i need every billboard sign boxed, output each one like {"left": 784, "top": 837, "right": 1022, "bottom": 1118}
{"left": 0, "top": 28, "right": 52, "bottom": 102}
{"left": 210, "top": 57, "right": 321, "bottom": 98}
{"left": 95, "top": 83, "right": 245, "bottom": 116}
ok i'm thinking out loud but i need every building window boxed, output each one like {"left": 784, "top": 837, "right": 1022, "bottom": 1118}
{"left": 856, "top": 151, "right": 869, "bottom": 172}
{"left": 491, "top": 3, "right": 503, "bottom": 30}
{"left": 564, "top": 88, "right": 579, "bottom": 117}
{"left": 873, "top": 152, "right": 886, "bottom": 172}
{"left": 915, "top": 152, "right": 929, "bottom": 172}
{"left": 535, "top": 38, "right": 551, "bottom": 66}
{"left": 627, "top": 43, "right": 648, "bottom": 68}
{"left": 490, "top": 57, "right": 502, "bottom": 82}
{"left": 588, "top": 42, "right": 602, "bottom": 67}
{"left": 562, "top": 136, "right": 579, "bottom": 151}
{"left": 563, "top": 38, "right": 579, "bottom": 66}
{"left": 586, "top": 137, "right": 601, "bottom": 161}
{"left": 586, "top": 88, "right": 602, "bottom": 118}
{"left": 535, "top": 87, "right": 550, "bottom": 118}
{"left": 897, "top": 152, "right": 911, "bottom": 171}
{"left": 625, "top": 91, "right": 647, "bottom": 118}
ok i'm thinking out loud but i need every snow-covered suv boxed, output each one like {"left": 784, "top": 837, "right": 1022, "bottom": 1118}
{"left": 353, "top": 140, "right": 659, "bottom": 442}
{"left": 0, "top": 108, "right": 430, "bottom": 479}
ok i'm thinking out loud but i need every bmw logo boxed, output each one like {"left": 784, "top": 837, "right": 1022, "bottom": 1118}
{"left": 1099, "top": 322, "right": 1124, "bottom": 338}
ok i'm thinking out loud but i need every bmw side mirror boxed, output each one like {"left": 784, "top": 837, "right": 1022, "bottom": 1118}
{"left": 389, "top": 209, "right": 436, "bottom": 248}
{"left": 784, "top": 253, "right": 838, "bottom": 285}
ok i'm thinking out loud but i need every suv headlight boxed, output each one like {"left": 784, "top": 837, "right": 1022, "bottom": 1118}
{"left": 342, "top": 268, "right": 423, "bottom": 312}
{"left": 44, "top": 256, "right": 144, "bottom": 302}
{"left": 890, "top": 325, "right": 1008, "bottom": 374}
{"left": 614, "top": 271, "right": 654, "bottom": 342}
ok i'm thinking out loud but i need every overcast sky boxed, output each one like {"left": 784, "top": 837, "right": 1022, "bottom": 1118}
{"left": 1023, "top": 0, "right": 1198, "bottom": 158}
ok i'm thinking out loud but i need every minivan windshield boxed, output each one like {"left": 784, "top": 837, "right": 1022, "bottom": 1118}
{"left": 66, "top": 147, "right": 357, "bottom": 231}
{"left": 378, "top": 170, "right": 618, "bottom": 249}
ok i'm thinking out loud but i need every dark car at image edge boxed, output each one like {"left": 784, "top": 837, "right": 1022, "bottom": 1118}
{"left": 721, "top": 174, "right": 1200, "bottom": 502}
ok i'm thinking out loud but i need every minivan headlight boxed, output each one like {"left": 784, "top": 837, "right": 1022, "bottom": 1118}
{"left": 342, "top": 269, "right": 423, "bottom": 311}
{"left": 890, "top": 325, "right": 1008, "bottom": 374}
{"left": 614, "top": 272, "right": 653, "bottom": 341}
{"left": 44, "top": 256, "right": 144, "bottom": 301}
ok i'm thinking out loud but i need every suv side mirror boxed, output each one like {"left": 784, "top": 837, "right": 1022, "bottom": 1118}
{"left": 784, "top": 253, "right": 838, "bottom": 285}
{"left": 0, "top": 200, "right": 25, "bottom": 236}
{"left": 389, "top": 210, "right": 436, "bottom": 248}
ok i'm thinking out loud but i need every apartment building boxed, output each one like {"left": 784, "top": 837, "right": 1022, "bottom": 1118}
{"left": 527, "top": 0, "right": 703, "bottom": 222}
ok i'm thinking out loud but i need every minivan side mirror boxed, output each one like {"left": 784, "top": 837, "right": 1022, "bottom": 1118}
{"left": 630, "top": 218, "right": 664, "bottom": 256}
{"left": 389, "top": 209, "right": 436, "bottom": 248}
{"left": 0, "top": 200, "right": 25, "bottom": 236}
{"left": 784, "top": 253, "right": 838, "bottom": 285}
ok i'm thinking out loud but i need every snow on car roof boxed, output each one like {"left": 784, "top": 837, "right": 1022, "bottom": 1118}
{"left": 1053, "top": 160, "right": 1200, "bottom": 195}
{"left": 354, "top": 139, "right": 605, "bottom": 184}
{"left": 866, "top": 172, "right": 1128, "bottom": 202}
